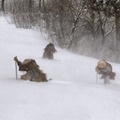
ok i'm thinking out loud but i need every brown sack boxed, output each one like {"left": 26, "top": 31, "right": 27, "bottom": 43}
{"left": 109, "top": 72, "right": 116, "bottom": 80}
{"left": 21, "top": 73, "right": 31, "bottom": 80}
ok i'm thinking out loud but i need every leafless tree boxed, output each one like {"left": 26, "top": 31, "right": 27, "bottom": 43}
{"left": 1, "top": 0, "right": 5, "bottom": 11}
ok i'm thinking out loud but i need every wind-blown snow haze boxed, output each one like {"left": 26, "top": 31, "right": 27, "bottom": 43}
{"left": 0, "top": 17, "right": 120, "bottom": 120}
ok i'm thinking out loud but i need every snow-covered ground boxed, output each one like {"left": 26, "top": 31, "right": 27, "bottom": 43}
{"left": 0, "top": 16, "right": 120, "bottom": 120}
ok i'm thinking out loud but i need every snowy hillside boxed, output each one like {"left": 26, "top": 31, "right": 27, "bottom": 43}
{"left": 0, "top": 16, "right": 120, "bottom": 120}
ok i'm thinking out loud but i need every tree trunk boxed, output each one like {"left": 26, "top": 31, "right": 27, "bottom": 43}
{"left": 1, "top": 0, "right": 5, "bottom": 12}
{"left": 42, "top": 0, "right": 46, "bottom": 11}
{"left": 98, "top": 11, "right": 105, "bottom": 44}
{"left": 87, "top": 0, "right": 95, "bottom": 39}
{"left": 29, "top": 0, "right": 32, "bottom": 12}
{"left": 39, "top": 0, "right": 41, "bottom": 11}
{"left": 68, "top": 14, "right": 80, "bottom": 49}
{"left": 114, "top": 6, "right": 120, "bottom": 41}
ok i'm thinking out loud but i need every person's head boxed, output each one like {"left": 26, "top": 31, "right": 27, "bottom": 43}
{"left": 49, "top": 43, "right": 54, "bottom": 46}
{"left": 97, "top": 60, "right": 107, "bottom": 69}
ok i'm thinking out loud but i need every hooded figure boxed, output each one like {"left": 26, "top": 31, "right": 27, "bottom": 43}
{"left": 95, "top": 60, "right": 116, "bottom": 84}
{"left": 14, "top": 56, "right": 47, "bottom": 82}
{"left": 42, "top": 43, "right": 57, "bottom": 59}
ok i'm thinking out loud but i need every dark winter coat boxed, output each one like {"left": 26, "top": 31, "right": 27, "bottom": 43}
{"left": 43, "top": 43, "right": 57, "bottom": 59}
{"left": 14, "top": 57, "right": 47, "bottom": 82}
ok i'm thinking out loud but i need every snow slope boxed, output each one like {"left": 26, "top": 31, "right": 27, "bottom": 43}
{"left": 0, "top": 16, "right": 120, "bottom": 120}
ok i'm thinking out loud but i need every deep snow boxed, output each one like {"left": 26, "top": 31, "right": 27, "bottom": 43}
{"left": 0, "top": 16, "right": 120, "bottom": 120}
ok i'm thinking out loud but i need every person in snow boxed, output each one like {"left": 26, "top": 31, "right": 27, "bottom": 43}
{"left": 42, "top": 43, "right": 57, "bottom": 59}
{"left": 95, "top": 60, "right": 116, "bottom": 84}
{"left": 14, "top": 56, "right": 48, "bottom": 82}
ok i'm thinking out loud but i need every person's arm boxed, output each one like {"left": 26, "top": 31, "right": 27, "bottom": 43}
{"left": 14, "top": 56, "right": 22, "bottom": 67}
{"left": 95, "top": 67, "right": 101, "bottom": 74}
{"left": 101, "top": 66, "right": 111, "bottom": 73}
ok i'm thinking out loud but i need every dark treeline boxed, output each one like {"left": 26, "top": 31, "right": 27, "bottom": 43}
{"left": 1, "top": 0, "right": 120, "bottom": 62}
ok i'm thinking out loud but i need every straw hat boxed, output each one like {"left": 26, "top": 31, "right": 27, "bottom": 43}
{"left": 97, "top": 60, "right": 107, "bottom": 68}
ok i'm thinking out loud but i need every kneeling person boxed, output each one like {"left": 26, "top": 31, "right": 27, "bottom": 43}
{"left": 14, "top": 56, "right": 48, "bottom": 82}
